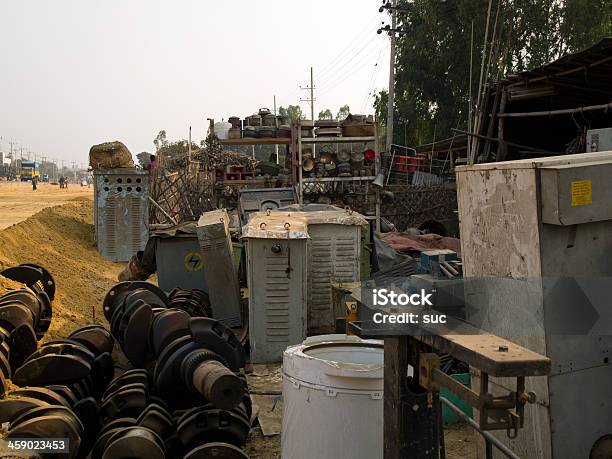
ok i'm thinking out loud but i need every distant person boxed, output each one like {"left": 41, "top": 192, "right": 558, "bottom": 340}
{"left": 32, "top": 176, "right": 38, "bottom": 191}
{"left": 59, "top": 176, "right": 65, "bottom": 189}
{"left": 147, "top": 155, "right": 158, "bottom": 171}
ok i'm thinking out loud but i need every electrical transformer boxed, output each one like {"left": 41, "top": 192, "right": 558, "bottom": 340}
{"left": 586, "top": 127, "right": 612, "bottom": 152}
{"left": 94, "top": 169, "right": 149, "bottom": 262}
{"left": 243, "top": 213, "right": 308, "bottom": 363}
{"left": 196, "top": 209, "right": 242, "bottom": 327}
{"left": 289, "top": 207, "right": 367, "bottom": 334}
{"left": 456, "top": 151, "right": 612, "bottom": 459}
{"left": 152, "top": 222, "right": 208, "bottom": 295}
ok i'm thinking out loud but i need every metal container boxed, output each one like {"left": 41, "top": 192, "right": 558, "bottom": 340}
{"left": 456, "top": 151, "right": 612, "bottom": 459}
{"left": 243, "top": 214, "right": 308, "bottom": 363}
{"left": 350, "top": 151, "right": 365, "bottom": 170}
{"left": 228, "top": 117, "right": 242, "bottom": 129}
{"left": 337, "top": 162, "right": 352, "bottom": 176}
{"left": 245, "top": 114, "right": 261, "bottom": 127}
{"left": 94, "top": 169, "right": 149, "bottom": 262}
{"left": 262, "top": 113, "right": 277, "bottom": 127}
{"left": 228, "top": 127, "right": 242, "bottom": 139}
{"left": 154, "top": 225, "right": 208, "bottom": 294}
{"left": 196, "top": 209, "right": 242, "bottom": 327}
{"left": 237, "top": 187, "right": 296, "bottom": 228}
{"left": 337, "top": 149, "right": 351, "bottom": 162}
{"left": 302, "top": 157, "right": 315, "bottom": 172}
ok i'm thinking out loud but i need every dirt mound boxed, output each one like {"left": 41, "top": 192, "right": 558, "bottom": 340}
{"left": 0, "top": 276, "right": 25, "bottom": 295}
{"left": 0, "top": 201, "right": 122, "bottom": 341}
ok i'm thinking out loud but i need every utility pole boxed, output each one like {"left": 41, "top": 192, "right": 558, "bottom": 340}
{"left": 188, "top": 126, "right": 192, "bottom": 163}
{"left": 274, "top": 95, "right": 279, "bottom": 164}
{"left": 300, "top": 67, "right": 315, "bottom": 122}
{"left": 386, "top": 0, "right": 397, "bottom": 154}
{"left": 300, "top": 67, "right": 316, "bottom": 154}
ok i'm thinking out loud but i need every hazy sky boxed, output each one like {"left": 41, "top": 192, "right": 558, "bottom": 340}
{"left": 0, "top": 0, "right": 390, "bottom": 165}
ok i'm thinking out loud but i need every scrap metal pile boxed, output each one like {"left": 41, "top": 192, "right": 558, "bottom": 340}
{"left": 0, "top": 266, "right": 250, "bottom": 458}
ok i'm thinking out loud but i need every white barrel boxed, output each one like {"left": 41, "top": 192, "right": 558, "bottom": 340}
{"left": 281, "top": 334, "right": 384, "bottom": 459}
{"left": 214, "top": 121, "right": 232, "bottom": 140}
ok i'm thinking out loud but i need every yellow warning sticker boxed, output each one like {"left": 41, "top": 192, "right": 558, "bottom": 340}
{"left": 571, "top": 180, "right": 592, "bottom": 206}
{"left": 184, "top": 252, "right": 204, "bottom": 272}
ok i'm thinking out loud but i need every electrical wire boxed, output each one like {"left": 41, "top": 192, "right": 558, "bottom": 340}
{"left": 318, "top": 41, "right": 387, "bottom": 96}
{"left": 360, "top": 45, "right": 385, "bottom": 113}
{"left": 316, "top": 13, "right": 381, "bottom": 81}
{"left": 317, "top": 35, "right": 383, "bottom": 89}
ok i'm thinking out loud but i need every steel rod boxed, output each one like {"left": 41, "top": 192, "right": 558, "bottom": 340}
{"left": 440, "top": 397, "right": 520, "bottom": 459}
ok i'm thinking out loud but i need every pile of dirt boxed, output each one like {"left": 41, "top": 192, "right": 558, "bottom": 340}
{"left": 0, "top": 200, "right": 122, "bottom": 341}
{"left": 0, "top": 276, "right": 25, "bottom": 295}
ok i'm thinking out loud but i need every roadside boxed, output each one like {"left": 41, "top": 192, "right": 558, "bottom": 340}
{"left": 0, "top": 181, "right": 93, "bottom": 230}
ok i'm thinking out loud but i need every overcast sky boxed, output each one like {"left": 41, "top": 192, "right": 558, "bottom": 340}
{"left": 0, "top": 0, "right": 390, "bottom": 166}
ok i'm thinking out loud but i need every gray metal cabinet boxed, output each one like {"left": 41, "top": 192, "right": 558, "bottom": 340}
{"left": 94, "top": 169, "right": 149, "bottom": 262}
{"left": 456, "top": 151, "right": 612, "bottom": 459}
{"left": 246, "top": 237, "right": 307, "bottom": 363}
{"left": 196, "top": 209, "right": 242, "bottom": 327}
{"left": 243, "top": 214, "right": 308, "bottom": 363}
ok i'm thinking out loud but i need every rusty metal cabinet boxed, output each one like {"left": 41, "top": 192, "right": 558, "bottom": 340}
{"left": 94, "top": 169, "right": 149, "bottom": 262}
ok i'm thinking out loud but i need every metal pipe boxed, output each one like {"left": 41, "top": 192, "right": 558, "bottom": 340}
{"left": 440, "top": 396, "right": 521, "bottom": 459}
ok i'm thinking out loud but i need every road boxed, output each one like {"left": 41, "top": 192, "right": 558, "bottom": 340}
{"left": 0, "top": 181, "right": 93, "bottom": 229}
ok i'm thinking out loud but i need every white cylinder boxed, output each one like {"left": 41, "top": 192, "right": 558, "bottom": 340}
{"left": 281, "top": 334, "right": 384, "bottom": 459}
{"left": 214, "top": 121, "right": 232, "bottom": 140}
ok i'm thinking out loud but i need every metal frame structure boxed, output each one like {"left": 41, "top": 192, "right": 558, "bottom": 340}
{"left": 219, "top": 121, "right": 382, "bottom": 232}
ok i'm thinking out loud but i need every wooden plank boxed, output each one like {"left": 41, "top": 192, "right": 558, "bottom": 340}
{"left": 384, "top": 336, "right": 408, "bottom": 459}
{"left": 302, "top": 176, "right": 376, "bottom": 183}
{"left": 420, "top": 334, "right": 550, "bottom": 377}
{"left": 219, "top": 137, "right": 291, "bottom": 146}
{"left": 350, "top": 292, "right": 551, "bottom": 377}
{"left": 302, "top": 136, "right": 376, "bottom": 144}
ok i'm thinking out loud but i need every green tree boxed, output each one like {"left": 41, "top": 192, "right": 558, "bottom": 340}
{"left": 153, "top": 130, "right": 168, "bottom": 152}
{"left": 337, "top": 105, "right": 351, "bottom": 121}
{"left": 279, "top": 105, "right": 304, "bottom": 123}
{"left": 387, "top": 0, "right": 612, "bottom": 147}
{"left": 318, "top": 109, "right": 334, "bottom": 120}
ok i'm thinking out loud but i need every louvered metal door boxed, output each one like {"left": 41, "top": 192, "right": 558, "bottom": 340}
{"left": 307, "top": 224, "right": 361, "bottom": 333}
{"left": 247, "top": 238, "right": 307, "bottom": 363}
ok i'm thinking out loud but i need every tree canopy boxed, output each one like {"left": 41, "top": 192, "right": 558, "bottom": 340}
{"left": 377, "top": 0, "right": 612, "bottom": 147}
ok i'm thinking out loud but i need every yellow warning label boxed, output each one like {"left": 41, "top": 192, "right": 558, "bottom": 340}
{"left": 184, "top": 252, "right": 204, "bottom": 272}
{"left": 571, "top": 180, "right": 592, "bottom": 206}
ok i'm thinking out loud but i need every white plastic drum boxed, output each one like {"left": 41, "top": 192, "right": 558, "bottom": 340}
{"left": 213, "top": 121, "right": 232, "bottom": 140}
{"left": 281, "top": 334, "right": 384, "bottom": 459}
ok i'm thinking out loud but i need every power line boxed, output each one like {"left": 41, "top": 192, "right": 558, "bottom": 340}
{"left": 318, "top": 41, "right": 387, "bottom": 97}
{"left": 317, "top": 35, "right": 382, "bottom": 89}
{"left": 361, "top": 46, "right": 385, "bottom": 113}
{"left": 316, "top": 13, "right": 381, "bottom": 80}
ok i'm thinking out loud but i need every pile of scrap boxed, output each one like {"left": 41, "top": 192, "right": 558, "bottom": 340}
{"left": 89, "top": 141, "right": 134, "bottom": 170}
{"left": 0, "top": 262, "right": 252, "bottom": 458}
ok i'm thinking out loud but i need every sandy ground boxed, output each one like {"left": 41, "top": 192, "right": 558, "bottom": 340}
{"left": 0, "top": 181, "right": 93, "bottom": 230}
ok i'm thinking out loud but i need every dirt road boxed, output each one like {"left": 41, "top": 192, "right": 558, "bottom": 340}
{"left": 0, "top": 181, "right": 93, "bottom": 229}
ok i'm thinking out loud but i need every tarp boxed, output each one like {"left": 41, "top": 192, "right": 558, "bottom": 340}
{"left": 379, "top": 231, "right": 461, "bottom": 257}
